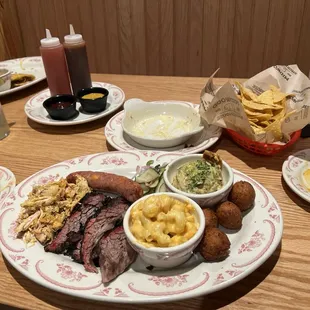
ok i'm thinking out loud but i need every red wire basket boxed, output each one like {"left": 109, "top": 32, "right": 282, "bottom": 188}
{"left": 226, "top": 129, "right": 301, "bottom": 156}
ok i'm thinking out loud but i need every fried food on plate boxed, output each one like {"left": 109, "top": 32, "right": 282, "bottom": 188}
{"left": 216, "top": 201, "right": 242, "bottom": 230}
{"left": 11, "top": 73, "right": 35, "bottom": 87}
{"left": 199, "top": 227, "right": 230, "bottom": 261}
{"left": 202, "top": 208, "right": 218, "bottom": 229}
{"left": 229, "top": 181, "right": 256, "bottom": 211}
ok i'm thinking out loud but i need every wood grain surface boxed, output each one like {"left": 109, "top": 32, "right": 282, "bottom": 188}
{"left": 2, "top": 0, "right": 310, "bottom": 77}
{"left": 1, "top": 74, "right": 310, "bottom": 309}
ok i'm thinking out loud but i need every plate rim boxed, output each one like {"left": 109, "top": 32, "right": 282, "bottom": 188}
{"left": 0, "top": 166, "right": 16, "bottom": 207}
{"left": 282, "top": 149, "right": 310, "bottom": 203}
{"left": 24, "top": 82, "right": 125, "bottom": 126}
{"left": 0, "top": 56, "right": 46, "bottom": 97}
{"left": 105, "top": 101, "right": 222, "bottom": 154}
{"left": 0, "top": 150, "right": 283, "bottom": 303}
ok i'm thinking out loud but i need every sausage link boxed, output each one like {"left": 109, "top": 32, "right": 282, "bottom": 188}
{"left": 67, "top": 171, "right": 143, "bottom": 202}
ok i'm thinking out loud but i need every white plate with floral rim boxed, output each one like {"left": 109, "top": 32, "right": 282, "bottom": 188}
{"left": 24, "top": 82, "right": 125, "bottom": 126}
{"left": 0, "top": 57, "right": 46, "bottom": 97}
{"left": 105, "top": 100, "right": 222, "bottom": 154}
{"left": 282, "top": 149, "right": 310, "bottom": 202}
{"left": 0, "top": 151, "right": 282, "bottom": 303}
{"left": 0, "top": 167, "right": 16, "bottom": 208}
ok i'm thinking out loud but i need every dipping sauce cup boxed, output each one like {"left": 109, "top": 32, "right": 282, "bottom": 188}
{"left": 43, "top": 94, "right": 78, "bottom": 120}
{"left": 77, "top": 87, "right": 109, "bottom": 113}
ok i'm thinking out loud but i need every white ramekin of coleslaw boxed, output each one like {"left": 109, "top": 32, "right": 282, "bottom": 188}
{"left": 123, "top": 192, "right": 205, "bottom": 268}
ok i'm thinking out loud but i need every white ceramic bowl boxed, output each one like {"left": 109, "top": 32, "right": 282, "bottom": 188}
{"left": 163, "top": 154, "right": 234, "bottom": 207}
{"left": 123, "top": 192, "right": 205, "bottom": 268}
{"left": 0, "top": 69, "right": 12, "bottom": 92}
{"left": 122, "top": 98, "right": 204, "bottom": 148}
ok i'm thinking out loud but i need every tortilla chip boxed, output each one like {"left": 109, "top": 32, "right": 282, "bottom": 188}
{"left": 252, "top": 126, "right": 265, "bottom": 134}
{"left": 271, "top": 108, "right": 286, "bottom": 120}
{"left": 265, "top": 119, "right": 283, "bottom": 141}
{"left": 242, "top": 97, "right": 282, "bottom": 111}
{"left": 236, "top": 81, "right": 258, "bottom": 101}
{"left": 270, "top": 85, "right": 294, "bottom": 103}
{"left": 234, "top": 82, "right": 295, "bottom": 142}
{"left": 259, "top": 120, "right": 270, "bottom": 127}
{"left": 257, "top": 90, "right": 274, "bottom": 104}
{"left": 245, "top": 107, "right": 272, "bottom": 118}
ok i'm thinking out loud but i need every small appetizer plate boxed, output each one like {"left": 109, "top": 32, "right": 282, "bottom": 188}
{"left": 282, "top": 149, "right": 310, "bottom": 203}
{"left": 25, "top": 82, "right": 125, "bottom": 126}
{"left": 105, "top": 100, "right": 222, "bottom": 154}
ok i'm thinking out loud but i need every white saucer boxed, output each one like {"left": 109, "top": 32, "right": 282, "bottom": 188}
{"left": 282, "top": 149, "right": 310, "bottom": 202}
{"left": 105, "top": 101, "right": 222, "bottom": 154}
{"left": 24, "top": 82, "right": 125, "bottom": 126}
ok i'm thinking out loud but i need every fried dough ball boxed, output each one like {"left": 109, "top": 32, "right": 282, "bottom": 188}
{"left": 199, "top": 227, "right": 230, "bottom": 261}
{"left": 203, "top": 208, "right": 218, "bottom": 229}
{"left": 229, "top": 181, "right": 256, "bottom": 211}
{"left": 216, "top": 201, "right": 242, "bottom": 230}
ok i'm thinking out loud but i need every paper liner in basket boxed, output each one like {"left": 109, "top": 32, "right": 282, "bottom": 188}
{"left": 199, "top": 65, "right": 310, "bottom": 143}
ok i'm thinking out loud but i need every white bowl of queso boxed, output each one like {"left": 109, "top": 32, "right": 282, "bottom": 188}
{"left": 122, "top": 99, "right": 204, "bottom": 148}
{"left": 163, "top": 153, "right": 234, "bottom": 208}
{"left": 123, "top": 192, "right": 205, "bottom": 268}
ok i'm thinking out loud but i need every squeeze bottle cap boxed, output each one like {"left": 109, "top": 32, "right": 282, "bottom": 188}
{"left": 40, "top": 29, "right": 60, "bottom": 47}
{"left": 64, "top": 24, "right": 83, "bottom": 44}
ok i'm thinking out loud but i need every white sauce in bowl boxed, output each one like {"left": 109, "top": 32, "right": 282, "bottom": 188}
{"left": 131, "top": 114, "right": 192, "bottom": 139}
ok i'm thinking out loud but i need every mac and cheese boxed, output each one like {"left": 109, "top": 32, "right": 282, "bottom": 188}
{"left": 130, "top": 194, "right": 199, "bottom": 248}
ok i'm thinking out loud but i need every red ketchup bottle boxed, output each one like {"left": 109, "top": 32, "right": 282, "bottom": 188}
{"left": 40, "top": 29, "right": 72, "bottom": 96}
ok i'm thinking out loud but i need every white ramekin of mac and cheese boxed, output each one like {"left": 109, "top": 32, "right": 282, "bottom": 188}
{"left": 123, "top": 193, "right": 205, "bottom": 268}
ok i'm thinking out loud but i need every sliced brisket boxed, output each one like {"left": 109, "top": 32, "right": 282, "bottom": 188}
{"left": 98, "top": 226, "right": 137, "bottom": 283}
{"left": 45, "top": 192, "right": 106, "bottom": 254}
{"left": 83, "top": 193, "right": 108, "bottom": 206}
{"left": 81, "top": 197, "right": 130, "bottom": 273}
{"left": 71, "top": 240, "right": 83, "bottom": 263}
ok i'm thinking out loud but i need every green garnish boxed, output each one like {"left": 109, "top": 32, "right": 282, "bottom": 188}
{"left": 172, "top": 155, "right": 223, "bottom": 194}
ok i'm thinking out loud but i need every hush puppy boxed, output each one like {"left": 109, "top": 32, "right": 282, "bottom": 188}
{"left": 199, "top": 227, "right": 230, "bottom": 261}
{"left": 216, "top": 201, "right": 242, "bottom": 230}
{"left": 203, "top": 208, "right": 218, "bottom": 229}
{"left": 229, "top": 181, "right": 255, "bottom": 211}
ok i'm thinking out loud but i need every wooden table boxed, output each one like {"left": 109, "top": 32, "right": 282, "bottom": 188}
{"left": 1, "top": 74, "right": 310, "bottom": 310}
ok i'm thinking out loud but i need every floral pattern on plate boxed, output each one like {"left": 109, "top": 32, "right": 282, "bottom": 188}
{"left": 0, "top": 57, "right": 46, "bottom": 97}
{"left": 105, "top": 101, "right": 222, "bottom": 154}
{"left": 282, "top": 149, "right": 310, "bottom": 203}
{"left": 24, "top": 82, "right": 125, "bottom": 126}
{"left": 0, "top": 151, "right": 282, "bottom": 303}
{"left": 0, "top": 167, "right": 16, "bottom": 209}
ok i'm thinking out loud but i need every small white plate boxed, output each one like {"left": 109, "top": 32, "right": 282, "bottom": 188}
{"left": 282, "top": 149, "right": 310, "bottom": 202}
{"left": 0, "top": 57, "right": 46, "bottom": 97}
{"left": 24, "top": 82, "right": 125, "bottom": 126}
{"left": 0, "top": 167, "right": 16, "bottom": 208}
{"left": 105, "top": 101, "right": 222, "bottom": 154}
